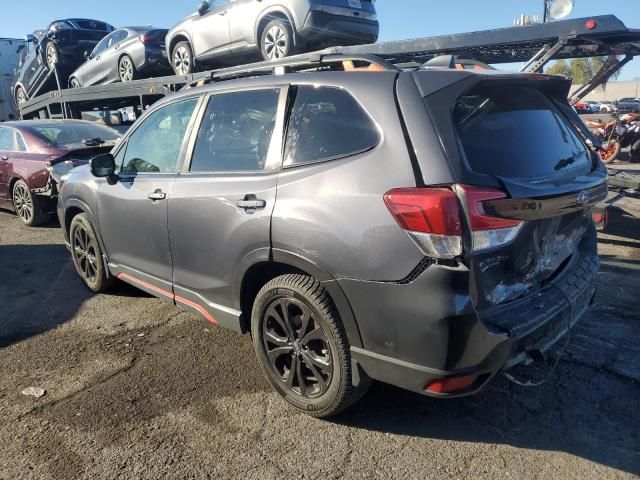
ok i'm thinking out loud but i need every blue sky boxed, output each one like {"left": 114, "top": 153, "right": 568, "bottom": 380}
{"left": 2, "top": 0, "right": 639, "bottom": 80}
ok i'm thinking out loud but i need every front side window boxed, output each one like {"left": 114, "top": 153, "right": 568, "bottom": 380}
{"left": 121, "top": 98, "right": 198, "bottom": 174}
{"left": 190, "top": 89, "right": 280, "bottom": 172}
{"left": 284, "top": 86, "right": 379, "bottom": 167}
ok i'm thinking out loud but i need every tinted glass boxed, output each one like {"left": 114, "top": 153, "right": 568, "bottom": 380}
{"left": 112, "top": 30, "right": 128, "bottom": 43}
{"left": 28, "top": 123, "right": 120, "bottom": 146}
{"left": 284, "top": 86, "right": 379, "bottom": 167}
{"left": 0, "top": 128, "right": 13, "bottom": 150}
{"left": 122, "top": 98, "right": 198, "bottom": 174}
{"left": 15, "top": 132, "right": 27, "bottom": 152}
{"left": 453, "top": 85, "right": 590, "bottom": 179}
{"left": 190, "top": 89, "right": 279, "bottom": 172}
{"left": 92, "top": 34, "right": 112, "bottom": 56}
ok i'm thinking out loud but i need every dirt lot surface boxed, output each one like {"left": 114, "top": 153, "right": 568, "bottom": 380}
{"left": 1, "top": 205, "right": 639, "bottom": 479}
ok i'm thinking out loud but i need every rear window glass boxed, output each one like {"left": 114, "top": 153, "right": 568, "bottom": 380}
{"left": 28, "top": 123, "right": 121, "bottom": 146}
{"left": 453, "top": 85, "right": 591, "bottom": 179}
{"left": 284, "top": 86, "right": 379, "bottom": 167}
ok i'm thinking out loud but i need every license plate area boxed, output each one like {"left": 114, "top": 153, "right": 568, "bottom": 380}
{"left": 348, "top": 0, "right": 362, "bottom": 9}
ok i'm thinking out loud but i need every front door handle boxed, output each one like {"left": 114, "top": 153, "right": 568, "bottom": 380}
{"left": 148, "top": 190, "right": 167, "bottom": 201}
{"left": 237, "top": 194, "right": 266, "bottom": 211}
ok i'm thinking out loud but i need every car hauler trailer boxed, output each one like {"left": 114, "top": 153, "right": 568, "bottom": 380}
{"left": 17, "top": 15, "right": 640, "bottom": 121}
{"left": 0, "top": 38, "right": 24, "bottom": 122}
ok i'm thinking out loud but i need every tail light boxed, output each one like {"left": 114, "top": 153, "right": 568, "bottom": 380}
{"left": 460, "top": 186, "right": 525, "bottom": 253}
{"left": 385, "top": 186, "right": 525, "bottom": 259}
{"left": 139, "top": 34, "right": 149, "bottom": 43}
{"left": 384, "top": 188, "right": 462, "bottom": 259}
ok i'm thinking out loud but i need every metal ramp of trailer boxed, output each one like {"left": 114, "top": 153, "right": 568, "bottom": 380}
{"left": 17, "top": 14, "right": 640, "bottom": 120}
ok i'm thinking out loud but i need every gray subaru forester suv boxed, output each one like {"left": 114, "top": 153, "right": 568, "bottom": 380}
{"left": 166, "top": 0, "right": 379, "bottom": 73}
{"left": 59, "top": 56, "right": 606, "bottom": 418}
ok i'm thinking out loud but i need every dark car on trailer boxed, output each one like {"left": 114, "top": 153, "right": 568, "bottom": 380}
{"left": 58, "top": 58, "right": 606, "bottom": 418}
{"left": 69, "top": 27, "right": 171, "bottom": 89}
{"left": 12, "top": 19, "right": 114, "bottom": 106}
{"left": 0, "top": 120, "right": 120, "bottom": 226}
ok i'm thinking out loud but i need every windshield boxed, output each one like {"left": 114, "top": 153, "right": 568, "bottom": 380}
{"left": 28, "top": 123, "right": 121, "bottom": 147}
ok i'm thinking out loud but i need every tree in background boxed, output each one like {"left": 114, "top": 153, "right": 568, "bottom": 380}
{"left": 545, "top": 56, "right": 622, "bottom": 85}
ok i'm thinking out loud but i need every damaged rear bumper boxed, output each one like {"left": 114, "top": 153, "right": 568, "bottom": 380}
{"left": 344, "top": 251, "right": 598, "bottom": 398}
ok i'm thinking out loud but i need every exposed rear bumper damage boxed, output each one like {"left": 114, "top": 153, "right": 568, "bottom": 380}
{"left": 343, "top": 247, "right": 598, "bottom": 398}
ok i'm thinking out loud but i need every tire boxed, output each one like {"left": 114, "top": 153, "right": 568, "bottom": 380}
{"left": 69, "top": 77, "right": 81, "bottom": 89}
{"left": 69, "top": 213, "right": 115, "bottom": 293}
{"left": 630, "top": 139, "right": 640, "bottom": 163}
{"left": 172, "top": 41, "right": 195, "bottom": 75}
{"left": 12, "top": 180, "right": 45, "bottom": 227}
{"left": 601, "top": 140, "right": 621, "bottom": 164}
{"left": 260, "top": 19, "right": 295, "bottom": 61}
{"left": 118, "top": 55, "right": 137, "bottom": 83}
{"left": 45, "top": 42, "right": 58, "bottom": 70}
{"left": 14, "top": 86, "right": 27, "bottom": 107}
{"left": 251, "top": 274, "right": 370, "bottom": 418}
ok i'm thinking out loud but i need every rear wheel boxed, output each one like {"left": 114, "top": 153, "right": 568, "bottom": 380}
{"left": 45, "top": 42, "right": 58, "bottom": 70}
{"left": 260, "top": 19, "right": 294, "bottom": 61}
{"left": 118, "top": 55, "right": 137, "bottom": 82}
{"left": 172, "top": 41, "right": 194, "bottom": 75}
{"left": 69, "top": 213, "right": 115, "bottom": 292}
{"left": 251, "top": 274, "right": 370, "bottom": 418}
{"left": 601, "top": 140, "right": 621, "bottom": 164}
{"left": 14, "top": 86, "right": 27, "bottom": 107}
{"left": 12, "top": 180, "right": 45, "bottom": 227}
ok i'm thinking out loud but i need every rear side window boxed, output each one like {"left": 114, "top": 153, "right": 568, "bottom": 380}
{"left": 284, "top": 86, "right": 379, "bottom": 167}
{"left": 453, "top": 85, "right": 591, "bottom": 179}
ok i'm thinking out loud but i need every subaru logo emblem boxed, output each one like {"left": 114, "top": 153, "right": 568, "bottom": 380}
{"left": 577, "top": 191, "right": 590, "bottom": 206}
{"left": 90, "top": 22, "right": 97, "bottom": 28}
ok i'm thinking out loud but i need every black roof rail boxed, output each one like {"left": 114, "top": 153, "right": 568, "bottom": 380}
{"left": 182, "top": 52, "right": 399, "bottom": 89}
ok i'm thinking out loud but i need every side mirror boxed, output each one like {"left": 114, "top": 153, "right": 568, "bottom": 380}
{"left": 25, "top": 34, "right": 36, "bottom": 43}
{"left": 197, "top": 1, "right": 210, "bottom": 16}
{"left": 84, "top": 50, "right": 90, "bottom": 60}
{"left": 90, "top": 153, "right": 117, "bottom": 183}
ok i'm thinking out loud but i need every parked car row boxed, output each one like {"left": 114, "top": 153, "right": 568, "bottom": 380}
{"left": 575, "top": 98, "right": 640, "bottom": 115}
{"left": 12, "top": 0, "right": 380, "bottom": 106}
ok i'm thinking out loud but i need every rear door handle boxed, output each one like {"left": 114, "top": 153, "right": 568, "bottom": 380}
{"left": 219, "top": 10, "right": 227, "bottom": 16}
{"left": 148, "top": 190, "right": 167, "bottom": 201}
{"left": 237, "top": 194, "right": 266, "bottom": 211}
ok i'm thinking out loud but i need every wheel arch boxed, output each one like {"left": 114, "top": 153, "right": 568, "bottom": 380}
{"left": 63, "top": 200, "right": 110, "bottom": 271}
{"left": 237, "top": 249, "right": 364, "bottom": 348}
{"left": 255, "top": 7, "right": 297, "bottom": 47}
{"left": 168, "top": 32, "right": 192, "bottom": 59}
{"left": 9, "top": 175, "right": 27, "bottom": 211}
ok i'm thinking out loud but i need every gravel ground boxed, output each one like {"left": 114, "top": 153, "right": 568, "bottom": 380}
{"left": 0, "top": 207, "right": 639, "bottom": 480}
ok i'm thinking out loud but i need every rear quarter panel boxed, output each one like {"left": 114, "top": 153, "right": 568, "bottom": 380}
{"left": 272, "top": 72, "right": 425, "bottom": 281}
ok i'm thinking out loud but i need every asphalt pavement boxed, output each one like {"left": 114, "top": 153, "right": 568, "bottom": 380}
{"left": 0, "top": 209, "right": 639, "bottom": 480}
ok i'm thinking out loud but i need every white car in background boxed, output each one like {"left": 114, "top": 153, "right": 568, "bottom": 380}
{"left": 598, "top": 102, "right": 618, "bottom": 113}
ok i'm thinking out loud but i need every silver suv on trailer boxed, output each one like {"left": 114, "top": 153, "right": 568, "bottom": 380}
{"left": 166, "top": 0, "right": 379, "bottom": 73}
{"left": 58, "top": 56, "right": 606, "bottom": 418}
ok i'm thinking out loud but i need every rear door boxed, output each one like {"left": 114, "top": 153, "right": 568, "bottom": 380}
{"left": 83, "top": 33, "right": 113, "bottom": 86}
{"left": 168, "top": 86, "right": 286, "bottom": 330}
{"left": 191, "top": 0, "right": 232, "bottom": 59}
{"left": 416, "top": 73, "right": 607, "bottom": 309}
{"left": 97, "top": 96, "right": 200, "bottom": 292}
{"left": 100, "top": 29, "right": 129, "bottom": 82}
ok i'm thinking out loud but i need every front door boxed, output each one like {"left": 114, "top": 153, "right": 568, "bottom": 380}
{"left": 168, "top": 87, "right": 286, "bottom": 330}
{"left": 97, "top": 96, "right": 200, "bottom": 291}
{"left": 191, "top": 0, "right": 232, "bottom": 59}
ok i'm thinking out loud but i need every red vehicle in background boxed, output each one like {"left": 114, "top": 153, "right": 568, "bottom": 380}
{"left": 0, "top": 120, "right": 120, "bottom": 226}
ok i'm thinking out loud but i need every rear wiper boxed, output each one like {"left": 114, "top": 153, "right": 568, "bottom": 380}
{"left": 83, "top": 137, "right": 106, "bottom": 147}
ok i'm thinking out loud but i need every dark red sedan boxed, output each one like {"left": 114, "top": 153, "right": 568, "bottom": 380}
{"left": 0, "top": 120, "right": 121, "bottom": 226}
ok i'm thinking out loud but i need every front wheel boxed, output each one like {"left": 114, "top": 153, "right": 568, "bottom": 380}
{"left": 15, "top": 86, "right": 28, "bottom": 107}
{"left": 69, "top": 77, "right": 81, "bottom": 89}
{"left": 601, "top": 140, "right": 621, "bottom": 164}
{"left": 45, "top": 42, "right": 58, "bottom": 70}
{"left": 69, "top": 213, "right": 115, "bottom": 293}
{"left": 12, "top": 180, "right": 45, "bottom": 227}
{"left": 251, "top": 274, "right": 370, "bottom": 418}
{"left": 260, "top": 19, "right": 294, "bottom": 61}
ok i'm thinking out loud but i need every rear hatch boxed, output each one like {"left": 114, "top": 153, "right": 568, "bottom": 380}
{"left": 414, "top": 72, "right": 607, "bottom": 310}
{"left": 320, "top": 0, "right": 377, "bottom": 19}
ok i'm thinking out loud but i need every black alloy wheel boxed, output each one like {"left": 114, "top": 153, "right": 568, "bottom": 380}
{"left": 69, "top": 213, "right": 115, "bottom": 292}
{"left": 251, "top": 274, "right": 370, "bottom": 418}
{"left": 262, "top": 297, "right": 333, "bottom": 398}
{"left": 12, "top": 180, "right": 44, "bottom": 226}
